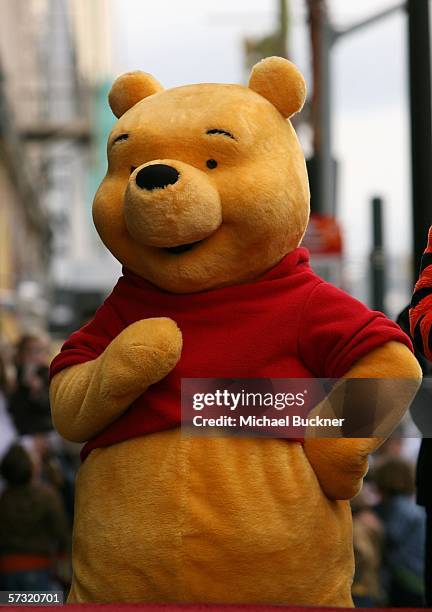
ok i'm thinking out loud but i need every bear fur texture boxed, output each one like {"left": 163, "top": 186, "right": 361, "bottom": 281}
{"left": 50, "top": 58, "right": 421, "bottom": 606}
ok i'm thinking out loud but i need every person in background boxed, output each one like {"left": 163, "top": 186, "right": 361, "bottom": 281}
{"left": 0, "top": 346, "right": 16, "bottom": 465}
{"left": 9, "top": 334, "right": 52, "bottom": 436}
{"left": 372, "top": 457, "right": 426, "bottom": 607}
{"left": 410, "top": 226, "right": 432, "bottom": 362}
{"left": 408, "top": 226, "right": 432, "bottom": 608}
{"left": 0, "top": 443, "right": 69, "bottom": 591}
{"left": 351, "top": 487, "right": 385, "bottom": 607}
{"left": 39, "top": 440, "right": 76, "bottom": 528}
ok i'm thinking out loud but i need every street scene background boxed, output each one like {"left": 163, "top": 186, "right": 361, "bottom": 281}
{"left": 0, "top": 0, "right": 429, "bottom": 606}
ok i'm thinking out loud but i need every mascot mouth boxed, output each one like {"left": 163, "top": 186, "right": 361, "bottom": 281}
{"left": 163, "top": 239, "right": 204, "bottom": 254}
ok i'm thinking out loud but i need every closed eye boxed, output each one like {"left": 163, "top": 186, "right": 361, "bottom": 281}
{"left": 113, "top": 133, "right": 129, "bottom": 144}
{"left": 206, "top": 128, "right": 236, "bottom": 141}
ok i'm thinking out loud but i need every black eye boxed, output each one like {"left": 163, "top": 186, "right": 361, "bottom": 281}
{"left": 206, "top": 159, "right": 218, "bottom": 170}
{"left": 130, "top": 166, "right": 137, "bottom": 174}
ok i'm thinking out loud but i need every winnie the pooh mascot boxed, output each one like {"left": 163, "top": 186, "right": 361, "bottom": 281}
{"left": 50, "top": 58, "right": 421, "bottom": 606}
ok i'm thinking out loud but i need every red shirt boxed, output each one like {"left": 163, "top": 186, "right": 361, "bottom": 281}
{"left": 50, "top": 248, "right": 412, "bottom": 459}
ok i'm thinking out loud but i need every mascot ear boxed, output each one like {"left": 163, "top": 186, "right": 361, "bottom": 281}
{"left": 248, "top": 57, "right": 306, "bottom": 118}
{"left": 108, "top": 71, "right": 164, "bottom": 118}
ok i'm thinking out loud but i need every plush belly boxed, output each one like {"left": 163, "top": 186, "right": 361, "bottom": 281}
{"left": 69, "top": 430, "right": 354, "bottom": 606}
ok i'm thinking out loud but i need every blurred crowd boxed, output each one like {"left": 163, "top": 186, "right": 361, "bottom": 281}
{"left": 0, "top": 334, "right": 79, "bottom": 595}
{"left": 0, "top": 333, "right": 429, "bottom": 606}
{"left": 352, "top": 432, "right": 427, "bottom": 607}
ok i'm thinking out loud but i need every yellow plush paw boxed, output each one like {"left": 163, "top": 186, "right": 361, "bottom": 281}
{"left": 103, "top": 317, "right": 183, "bottom": 391}
{"left": 303, "top": 437, "right": 379, "bottom": 500}
{"left": 50, "top": 318, "right": 182, "bottom": 443}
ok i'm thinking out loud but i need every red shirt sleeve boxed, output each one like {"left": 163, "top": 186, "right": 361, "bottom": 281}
{"left": 49, "top": 298, "right": 123, "bottom": 381}
{"left": 298, "top": 281, "right": 413, "bottom": 377}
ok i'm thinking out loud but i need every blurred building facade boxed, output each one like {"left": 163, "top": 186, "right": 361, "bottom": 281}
{"left": 0, "top": 0, "right": 51, "bottom": 339}
{"left": 0, "top": 0, "right": 118, "bottom": 340}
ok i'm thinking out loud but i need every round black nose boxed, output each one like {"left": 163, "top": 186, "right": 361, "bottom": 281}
{"left": 135, "top": 164, "right": 179, "bottom": 191}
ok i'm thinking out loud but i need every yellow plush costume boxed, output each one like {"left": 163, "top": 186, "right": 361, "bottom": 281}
{"left": 50, "top": 58, "right": 421, "bottom": 606}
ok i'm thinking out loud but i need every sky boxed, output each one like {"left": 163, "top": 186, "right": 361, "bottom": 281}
{"left": 110, "top": 0, "right": 413, "bottom": 266}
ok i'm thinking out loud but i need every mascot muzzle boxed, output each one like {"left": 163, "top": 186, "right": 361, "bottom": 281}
{"left": 124, "top": 159, "right": 222, "bottom": 251}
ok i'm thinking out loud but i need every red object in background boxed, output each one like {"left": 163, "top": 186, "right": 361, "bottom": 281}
{"left": 302, "top": 213, "right": 343, "bottom": 287}
{"left": 410, "top": 225, "right": 432, "bottom": 360}
{"left": 302, "top": 212, "right": 343, "bottom": 255}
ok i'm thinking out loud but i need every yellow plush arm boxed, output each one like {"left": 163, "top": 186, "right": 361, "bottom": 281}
{"left": 303, "top": 341, "right": 422, "bottom": 500}
{"left": 50, "top": 318, "right": 182, "bottom": 443}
